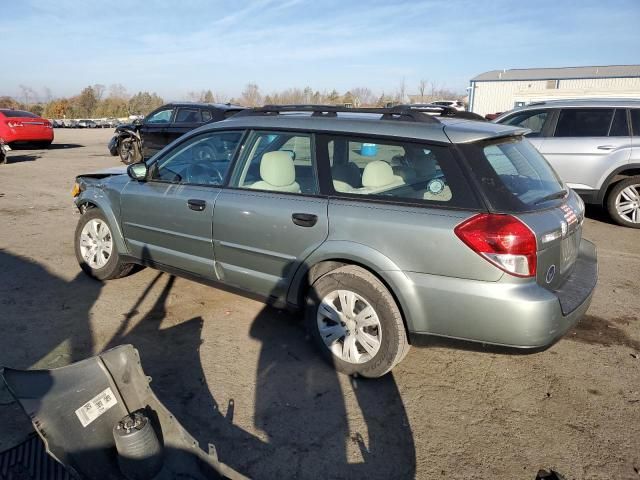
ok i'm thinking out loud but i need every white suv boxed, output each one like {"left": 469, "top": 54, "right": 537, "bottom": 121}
{"left": 495, "top": 99, "right": 640, "bottom": 228}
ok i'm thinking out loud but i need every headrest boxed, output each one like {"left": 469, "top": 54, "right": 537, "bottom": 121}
{"left": 362, "top": 161, "right": 395, "bottom": 188}
{"left": 260, "top": 151, "right": 296, "bottom": 187}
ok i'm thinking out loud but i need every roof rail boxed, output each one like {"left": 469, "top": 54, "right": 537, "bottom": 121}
{"left": 235, "top": 104, "right": 443, "bottom": 124}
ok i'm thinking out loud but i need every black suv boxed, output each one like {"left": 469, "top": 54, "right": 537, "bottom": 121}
{"left": 108, "top": 102, "right": 245, "bottom": 163}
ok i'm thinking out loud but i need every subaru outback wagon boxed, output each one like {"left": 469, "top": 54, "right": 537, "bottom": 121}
{"left": 72, "top": 105, "right": 598, "bottom": 378}
{"left": 495, "top": 99, "right": 640, "bottom": 228}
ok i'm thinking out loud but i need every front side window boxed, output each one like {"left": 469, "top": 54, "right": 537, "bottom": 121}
{"left": 462, "top": 137, "right": 565, "bottom": 211}
{"left": 317, "top": 134, "right": 478, "bottom": 208}
{"left": 145, "top": 108, "right": 174, "bottom": 124}
{"left": 175, "top": 108, "right": 201, "bottom": 123}
{"left": 554, "top": 108, "right": 614, "bottom": 137}
{"left": 201, "top": 109, "right": 212, "bottom": 122}
{"left": 231, "top": 131, "right": 316, "bottom": 194}
{"left": 150, "top": 130, "right": 243, "bottom": 185}
{"left": 502, "top": 110, "right": 549, "bottom": 137}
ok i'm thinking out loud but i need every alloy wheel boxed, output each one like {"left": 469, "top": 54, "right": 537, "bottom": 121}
{"left": 615, "top": 184, "right": 640, "bottom": 224}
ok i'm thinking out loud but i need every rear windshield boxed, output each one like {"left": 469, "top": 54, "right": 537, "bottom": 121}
{"left": 0, "top": 109, "right": 39, "bottom": 118}
{"left": 461, "top": 137, "right": 565, "bottom": 212}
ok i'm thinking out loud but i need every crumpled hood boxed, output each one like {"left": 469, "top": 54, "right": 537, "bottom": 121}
{"left": 77, "top": 165, "right": 127, "bottom": 179}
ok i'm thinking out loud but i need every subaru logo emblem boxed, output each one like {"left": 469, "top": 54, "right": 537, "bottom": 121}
{"left": 546, "top": 265, "right": 556, "bottom": 284}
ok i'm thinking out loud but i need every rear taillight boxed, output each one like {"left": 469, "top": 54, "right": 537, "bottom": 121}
{"left": 6, "top": 120, "right": 23, "bottom": 128}
{"left": 44, "top": 121, "right": 52, "bottom": 128}
{"left": 454, "top": 213, "right": 537, "bottom": 277}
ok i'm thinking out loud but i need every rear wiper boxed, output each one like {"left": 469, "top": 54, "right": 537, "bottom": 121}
{"left": 534, "top": 189, "right": 568, "bottom": 205}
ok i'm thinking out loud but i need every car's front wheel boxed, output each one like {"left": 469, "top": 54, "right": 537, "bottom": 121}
{"left": 306, "top": 265, "right": 409, "bottom": 378}
{"left": 607, "top": 176, "right": 640, "bottom": 228}
{"left": 118, "top": 137, "right": 141, "bottom": 165}
{"left": 75, "top": 209, "right": 134, "bottom": 280}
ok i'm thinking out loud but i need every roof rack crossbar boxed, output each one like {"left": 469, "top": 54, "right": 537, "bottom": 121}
{"left": 235, "top": 104, "right": 443, "bottom": 124}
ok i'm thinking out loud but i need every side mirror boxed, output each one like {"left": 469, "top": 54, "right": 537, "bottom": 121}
{"left": 127, "top": 162, "right": 148, "bottom": 181}
{"left": 133, "top": 118, "right": 143, "bottom": 126}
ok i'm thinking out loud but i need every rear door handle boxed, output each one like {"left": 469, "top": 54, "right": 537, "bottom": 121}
{"left": 187, "top": 199, "right": 206, "bottom": 211}
{"left": 292, "top": 213, "right": 318, "bottom": 227}
{"left": 597, "top": 145, "right": 616, "bottom": 150}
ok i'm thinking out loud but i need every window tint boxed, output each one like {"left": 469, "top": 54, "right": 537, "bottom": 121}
{"left": 462, "top": 137, "right": 565, "bottom": 212}
{"left": 0, "top": 109, "right": 38, "bottom": 118}
{"left": 201, "top": 109, "right": 212, "bottom": 122}
{"left": 231, "top": 131, "right": 316, "bottom": 194}
{"left": 630, "top": 109, "right": 640, "bottom": 136}
{"left": 317, "top": 134, "right": 478, "bottom": 208}
{"left": 555, "top": 108, "right": 613, "bottom": 137}
{"left": 609, "top": 109, "right": 628, "bottom": 136}
{"left": 502, "top": 110, "right": 548, "bottom": 137}
{"left": 175, "top": 108, "right": 201, "bottom": 123}
{"left": 151, "top": 131, "right": 243, "bottom": 185}
{"left": 145, "top": 108, "right": 174, "bottom": 124}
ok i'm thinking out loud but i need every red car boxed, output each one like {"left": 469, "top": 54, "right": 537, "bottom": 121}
{"left": 0, "top": 109, "right": 54, "bottom": 147}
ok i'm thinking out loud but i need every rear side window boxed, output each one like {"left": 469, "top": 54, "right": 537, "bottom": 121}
{"left": 0, "top": 109, "right": 38, "bottom": 118}
{"left": 175, "top": 108, "right": 201, "bottom": 123}
{"left": 609, "top": 109, "right": 629, "bottom": 136}
{"left": 631, "top": 109, "right": 640, "bottom": 136}
{"left": 461, "top": 137, "right": 565, "bottom": 212}
{"left": 554, "top": 108, "right": 613, "bottom": 137}
{"left": 501, "top": 110, "right": 549, "bottom": 137}
{"left": 316, "top": 134, "right": 479, "bottom": 209}
{"left": 201, "top": 109, "right": 212, "bottom": 122}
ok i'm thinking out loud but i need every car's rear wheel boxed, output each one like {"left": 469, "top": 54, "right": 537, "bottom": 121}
{"left": 119, "top": 138, "right": 141, "bottom": 165}
{"left": 607, "top": 176, "right": 640, "bottom": 228}
{"left": 305, "top": 265, "right": 409, "bottom": 378}
{"left": 75, "top": 209, "right": 134, "bottom": 280}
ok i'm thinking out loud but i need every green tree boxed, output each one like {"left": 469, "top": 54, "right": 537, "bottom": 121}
{"left": 128, "top": 91, "right": 164, "bottom": 116}
{"left": 203, "top": 89, "right": 215, "bottom": 103}
{"left": 0, "top": 96, "right": 19, "bottom": 109}
{"left": 77, "top": 86, "right": 99, "bottom": 117}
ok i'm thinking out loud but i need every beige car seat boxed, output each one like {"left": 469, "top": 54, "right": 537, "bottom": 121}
{"left": 356, "top": 161, "right": 405, "bottom": 194}
{"left": 249, "top": 151, "right": 301, "bottom": 193}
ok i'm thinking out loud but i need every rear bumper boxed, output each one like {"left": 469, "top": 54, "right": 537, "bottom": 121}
{"left": 397, "top": 239, "right": 598, "bottom": 348}
{"left": 3, "top": 128, "right": 54, "bottom": 143}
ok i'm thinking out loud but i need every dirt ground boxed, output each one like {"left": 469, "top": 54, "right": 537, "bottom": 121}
{"left": 0, "top": 129, "right": 638, "bottom": 479}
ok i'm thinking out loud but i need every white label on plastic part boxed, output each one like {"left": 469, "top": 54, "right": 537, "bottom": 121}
{"left": 75, "top": 387, "right": 118, "bottom": 427}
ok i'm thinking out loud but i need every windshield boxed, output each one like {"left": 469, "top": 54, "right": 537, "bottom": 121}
{"left": 462, "top": 137, "right": 565, "bottom": 212}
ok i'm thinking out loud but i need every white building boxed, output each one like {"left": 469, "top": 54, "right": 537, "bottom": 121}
{"left": 468, "top": 65, "right": 640, "bottom": 116}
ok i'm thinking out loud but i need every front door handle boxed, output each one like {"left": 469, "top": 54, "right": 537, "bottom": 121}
{"left": 187, "top": 199, "right": 206, "bottom": 211}
{"left": 292, "top": 213, "right": 318, "bottom": 227}
{"left": 597, "top": 145, "right": 616, "bottom": 150}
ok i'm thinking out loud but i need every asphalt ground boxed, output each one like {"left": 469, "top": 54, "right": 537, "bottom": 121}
{"left": 0, "top": 129, "right": 638, "bottom": 479}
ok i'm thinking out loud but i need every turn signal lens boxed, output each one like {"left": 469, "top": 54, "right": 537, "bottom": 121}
{"left": 71, "top": 183, "right": 81, "bottom": 198}
{"left": 454, "top": 213, "right": 537, "bottom": 277}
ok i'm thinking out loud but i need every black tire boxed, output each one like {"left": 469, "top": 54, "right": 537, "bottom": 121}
{"left": 305, "top": 265, "right": 409, "bottom": 378}
{"left": 606, "top": 176, "right": 640, "bottom": 228}
{"left": 119, "top": 138, "right": 141, "bottom": 165}
{"left": 74, "top": 208, "right": 134, "bottom": 280}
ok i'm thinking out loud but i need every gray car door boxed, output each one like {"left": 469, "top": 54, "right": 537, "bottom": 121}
{"left": 538, "top": 108, "right": 631, "bottom": 190}
{"left": 212, "top": 131, "right": 329, "bottom": 301}
{"left": 120, "top": 130, "right": 245, "bottom": 278}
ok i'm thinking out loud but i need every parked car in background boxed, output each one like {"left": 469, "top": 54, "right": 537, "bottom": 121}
{"left": 0, "top": 109, "right": 54, "bottom": 147}
{"left": 432, "top": 100, "right": 466, "bottom": 111}
{"left": 51, "top": 119, "right": 65, "bottom": 128}
{"left": 495, "top": 99, "right": 640, "bottom": 228}
{"left": 484, "top": 112, "right": 503, "bottom": 121}
{"left": 77, "top": 119, "right": 97, "bottom": 129}
{"left": 74, "top": 105, "right": 597, "bottom": 377}
{"left": 108, "top": 102, "right": 245, "bottom": 164}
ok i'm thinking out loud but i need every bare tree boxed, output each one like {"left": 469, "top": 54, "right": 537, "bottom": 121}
{"left": 351, "top": 87, "right": 375, "bottom": 106}
{"left": 42, "top": 87, "right": 53, "bottom": 103}
{"left": 418, "top": 79, "right": 428, "bottom": 103}
{"left": 240, "top": 83, "right": 262, "bottom": 107}
{"left": 19, "top": 85, "right": 37, "bottom": 106}
{"left": 394, "top": 78, "right": 407, "bottom": 104}
{"left": 93, "top": 84, "right": 106, "bottom": 102}
{"left": 108, "top": 83, "right": 129, "bottom": 100}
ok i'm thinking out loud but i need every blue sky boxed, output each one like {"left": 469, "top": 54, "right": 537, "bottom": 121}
{"left": 2, "top": 0, "right": 639, "bottom": 101}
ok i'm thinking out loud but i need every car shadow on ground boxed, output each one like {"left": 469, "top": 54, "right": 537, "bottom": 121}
{"left": 0, "top": 251, "right": 416, "bottom": 479}
{"left": 2, "top": 154, "right": 40, "bottom": 164}
{"left": 8, "top": 143, "right": 84, "bottom": 150}
{"left": 585, "top": 204, "right": 617, "bottom": 226}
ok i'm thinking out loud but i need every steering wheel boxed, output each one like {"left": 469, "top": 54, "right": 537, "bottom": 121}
{"left": 184, "top": 163, "right": 224, "bottom": 185}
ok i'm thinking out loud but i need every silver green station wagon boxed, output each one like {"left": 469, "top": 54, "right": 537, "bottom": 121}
{"left": 72, "top": 105, "right": 598, "bottom": 377}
